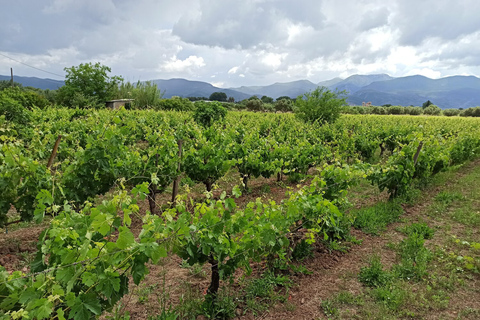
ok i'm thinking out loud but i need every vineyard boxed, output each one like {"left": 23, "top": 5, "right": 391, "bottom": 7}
{"left": 1, "top": 108, "right": 480, "bottom": 319}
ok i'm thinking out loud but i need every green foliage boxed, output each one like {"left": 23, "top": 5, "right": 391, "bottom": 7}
{"left": 291, "top": 239, "right": 314, "bottom": 261}
{"left": 423, "top": 104, "right": 442, "bottom": 115}
{"left": 156, "top": 97, "right": 194, "bottom": 111}
{"left": 209, "top": 92, "right": 227, "bottom": 102}
{"left": 353, "top": 201, "right": 403, "bottom": 235}
{"left": 442, "top": 108, "right": 460, "bottom": 117}
{"left": 116, "top": 81, "right": 163, "bottom": 109}
{"left": 404, "top": 106, "right": 423, "bottom": 115}
{"left": 274, "top": 98, "right": 294, "bottom": 112}
{"left": 245, "top": 98, "right": 264, "bottom": 112}
{"left": 0, "top": 96, "right": 32, "bottom": 126}
{"left": 295, "top": 86, "right": 347, "bottom": 124}
{"left": 193, "top": 101, "right": 228, "bottom": 127}
{"left": 0, "top": 87, "right": 49, "bottom": 109}
{"left": 0, "top": 143, "right": 52, "bottom": 226}
{"left": 261, "top": 95, "right": 274, "bottom": 104}
{"left": 460, "top": 106, "right": 480, "bottom": 117}
{"left": 0, "top": 185, "right": 168, "bottom": 320}
{"left": 358, "top": 255, "right": 392, "bottom": 288}
{"left": 400, "top": 222, "right": 435, "bottom": 239}
{"left": 57, "top": 62, "right": 123, "bottom": 108}
{"left": 393, "top": 233, "right": 432, "bottom": 281}
{"left": 422, "top": 100, "right": 433, "bottom": 109}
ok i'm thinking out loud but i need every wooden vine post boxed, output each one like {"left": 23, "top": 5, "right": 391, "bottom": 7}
{"left": 171, "top": 139, "right": 183, "bottom": 205}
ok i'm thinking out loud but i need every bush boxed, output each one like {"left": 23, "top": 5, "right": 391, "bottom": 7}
{"left": 193, "top": 101, "right": 227, "bottom": 127}
{"left": 116, "top": 81, "right": 163, "bottom": 109}
{"left": 386, "top": 106, "right": 404, "bottom": 115}
{"left": 404, "top": 106, "right": 423, "bottom": 115}
{"left": 0, "top": 87, "right": 49, "bottom": 109}
{"left": 423, "top": 104, "right": 442, "bottom": 115}
{"left": 245, "top": 98, "right": 264, "bottom": 112}
{"left": 157, "top": 97, "right": 194, "bottom": 111}
{"left": 0, "top": 96, "right": 32, "bottom": 125}
{"left": 460, "top": 107, "right": 480, "bottom": 117}
{"left": 274, "top": 98, "right": 294, "bottom": 112}
{"left": 442, "top": 108, "right": 460, "bottom": 116}
{"left": 295, "top": 86, "right": 347, "bottom": 124}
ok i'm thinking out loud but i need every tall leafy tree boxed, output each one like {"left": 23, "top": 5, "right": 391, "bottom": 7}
{"left": 57, "top": 62, "right": 123, "bottom": 107}
{"left": 295, "top": 86, "right": 347, "bottom": 124}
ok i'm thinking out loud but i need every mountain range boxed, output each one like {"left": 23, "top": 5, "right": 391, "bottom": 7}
{"left": 3, "top": 73, "right": 480, "bottom": 109}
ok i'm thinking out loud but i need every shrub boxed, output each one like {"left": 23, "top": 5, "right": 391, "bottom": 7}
{"left": 0, "top": 87, "right": 49, "bottom": 109}
{"left": 423, "top": 104, "right": 442, "bottom": 115}
{"left": 0, "top": 96, "right": 32, "bottom": 125}
{"left": 274, "top": 98, "right": 294, "bottom": 112}
{"left": 245, "top": 98, "right": 264, "bottom": 112}
{"left": 404, "top": 106, "right": 423, "bottom": 115}
{"left": 157, "top": 97, "right": 194, "bottom": 111}
{"left": 442, "top": 108, "right": 460, "bottom": 117}
{"left": 386, "top": 106, "right": 404, "bottom": 115}
{"left": 460, "top": 107, "right": 480, "bottom": 117}
{"left": 295, "top": 86, "right": 347, "bottom": 124}
{"left": 193, "top": 101, "right": 227, "bottom": 127}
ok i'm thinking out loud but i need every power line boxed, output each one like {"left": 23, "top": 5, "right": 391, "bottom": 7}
{"left": 0, "top": 52, "right": 64, "bottom": 78}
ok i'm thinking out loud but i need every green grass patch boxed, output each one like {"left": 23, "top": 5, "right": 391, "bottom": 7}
{"left": 353, "top": 201, "right": 403, "bottom": 235}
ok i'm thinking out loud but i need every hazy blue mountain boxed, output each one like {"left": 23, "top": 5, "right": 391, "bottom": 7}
{"left": 328, "top": 74, "right": 394, "bottom": 94}
{"left": 3, "top": 73, "right": 480, "bottom": 108}
{"left": 317, "top": 77, "right": 343, "bottom": 88}
{"left": 151, "top": 78, "right": 250, "bottom": 101}
{"left": 349, "top": 75, "right": 480, "bottom": 108}
{"left": 0, "top": 75, "right": 64, "bottom": 90}
{"left": 232, "top": 80, "right": 318, "bottom": 99}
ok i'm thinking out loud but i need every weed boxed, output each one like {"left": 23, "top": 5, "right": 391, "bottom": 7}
{"left": 292, "top": 239, "right": 313, "bottom": 261}
{"left": 400, "top": 222, "right": 435, "bottom": 239}
{"left": 358, "top": 255, "right": 391, "bottom": 288}
{"left": 136, "top": 284, "right": 156, "bottom": 304}
{"left": 372, "top": 283, "right": 406, "bottom": 311}
{"left": 394, "top": 233, "right": 432, "bottom": 281}
{"left": 434, "top": 191, "right": 463, "bottom": 205}
{"left": 321, "top": 299, "right": 339, "bottom": 318}
{"left": 353, "top": 201, "right": 403, "bottom": 235}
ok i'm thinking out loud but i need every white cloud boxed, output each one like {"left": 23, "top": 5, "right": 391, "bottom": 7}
{"left": 162, "top": 55, "right": 206, "bottom": 73}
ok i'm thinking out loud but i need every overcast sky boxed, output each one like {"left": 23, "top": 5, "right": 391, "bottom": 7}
{"left": 1, "top": 0, "right": 480, "bottom": 87}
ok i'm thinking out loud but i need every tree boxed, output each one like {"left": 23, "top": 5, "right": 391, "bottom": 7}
{"left": 209, "top": 92, "right": 227, "bottom": 102}
{"left": 274, "top": 98, "right": 294, "bottom": 112}
{"left": 276, "top": 96, "right": 292, "bottom": 101}
{"left": 422, "top": 100, "right": 433, "bottom": 109}
{"left": 295, "top": 86, "right": 347, "bottom": 124}
{"left": 423, "top": 104, "right": 442, "bottom": 115}
{"left": 245, "top": 98, "right": 264, "bottom": 112}
{"left": 261, "top": 95, "right": 274, "bottom": 104}
{"left": 57, "top": 62, "right": 123, "bottom": 107}
{"left": 193, "top": 101, "right": 228, "bottom": 127}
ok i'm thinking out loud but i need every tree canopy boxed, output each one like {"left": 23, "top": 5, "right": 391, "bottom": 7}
{"left": 57, "top": 62, "right": 123, "bottom": 108}
{"left": 295, "top": 86, "right": 347, "bottom": 124}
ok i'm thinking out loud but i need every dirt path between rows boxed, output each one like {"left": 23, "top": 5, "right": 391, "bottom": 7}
{"left": 242, "top": 160, "right": 480, "bottom": 320}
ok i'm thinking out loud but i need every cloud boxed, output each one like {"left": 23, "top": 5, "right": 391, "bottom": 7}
{"left": 2, "top": 0, "right": 480, "bottom": 87}
{"left": 162, "top": 55, "right": 206, "bottom": 73}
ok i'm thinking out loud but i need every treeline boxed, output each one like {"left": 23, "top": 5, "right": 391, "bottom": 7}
{"left": 343, "top": 104, "right": 480, "bottom": 117}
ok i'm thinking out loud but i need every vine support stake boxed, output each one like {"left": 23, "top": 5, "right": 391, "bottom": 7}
{"left": 47, "top": 135, "right": 62, "bottom": 169}
{"left": 171, "top": 139, "right": 183, "bottom": 205}
{"left": 413, "top": 141, "right": 424, "bottom": 166}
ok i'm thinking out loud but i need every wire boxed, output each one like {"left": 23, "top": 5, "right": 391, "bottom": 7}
{"left": 0, "top": 52, "right": 64, "bottom": 78}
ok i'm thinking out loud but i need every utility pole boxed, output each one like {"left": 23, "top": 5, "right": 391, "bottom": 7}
{"left": 10, "top": 68, "right": 13, "bottom": 87}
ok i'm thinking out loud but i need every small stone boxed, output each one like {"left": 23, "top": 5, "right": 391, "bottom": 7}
{"left": 301, "top": 298, "right": 305, "bottom": 304}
